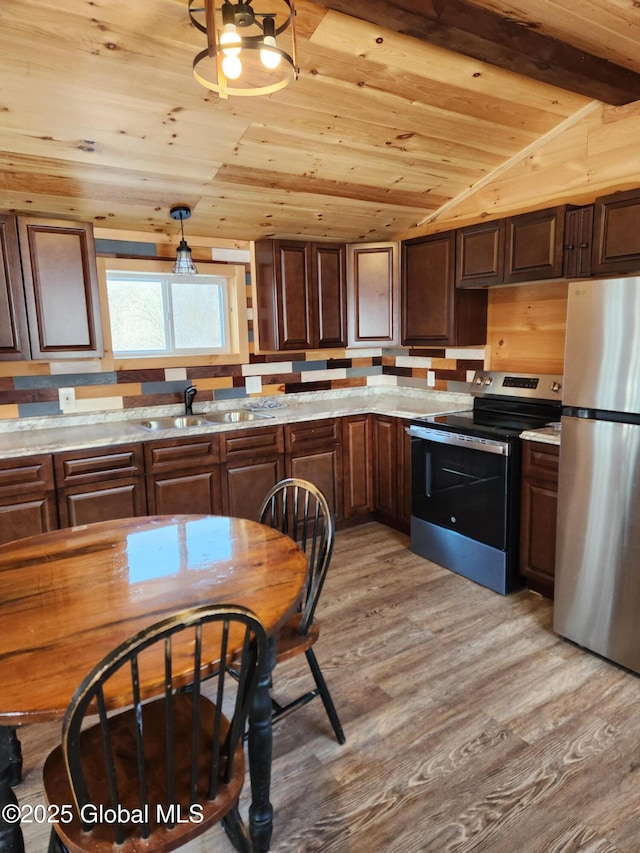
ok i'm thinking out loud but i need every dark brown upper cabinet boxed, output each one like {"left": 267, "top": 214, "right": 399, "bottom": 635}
{"left": 592, "top": 188, "right": 640, "bottom": 275}
{"left": 563, "top": 204, "right": 594, "bottom": 279}
{"left": 1, "top": 214, "right": 103, "bottom": 361}
{"left": 313, "top": 242, "right": 348, "bottom": 348}
{"left": 347, "top": 242, "right": 400, "bottom": 347}
{"left": 0, "top": 215, "right": 30, "bottom": 361}
{"left": 456, "top": 219, "right": 505, "bottom": 288}
{"left": 402, "top": 231, "right": 487, "bottom": 346}
{"left": 254, "top": 239, "right": 347, "bottom": 351}
{"left": 504, "top": 206, "right": 565, "bottom": 284}
{"left": 16, "top": 216, "right": 103, "bottom": 359}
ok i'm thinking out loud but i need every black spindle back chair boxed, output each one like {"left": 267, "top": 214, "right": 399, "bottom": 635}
{"left": 258, "top": 478, "right": 345, "bottom": 744}
{"left": 43, "top": 604, "right": 266, "bottom": 853}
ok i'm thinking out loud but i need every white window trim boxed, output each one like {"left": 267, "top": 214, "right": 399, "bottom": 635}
{"left": 96, "top": 257, "right": 249, "bottom": 369}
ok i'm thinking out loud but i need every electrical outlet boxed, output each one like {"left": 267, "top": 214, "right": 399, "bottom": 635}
{"left": 58, "top": 387, "right": 76, "bottom": 411}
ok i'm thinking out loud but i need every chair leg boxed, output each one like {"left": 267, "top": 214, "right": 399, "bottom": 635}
{"left": 222, "top": 805, "right": 253, "bottom": 852}
{"left": 304, "top": 648, "right": 346, "bottom": 745}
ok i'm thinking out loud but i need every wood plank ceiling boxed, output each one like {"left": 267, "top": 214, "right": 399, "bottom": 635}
{"left": 0, "top": 0, "right": 638, "bottom": 243}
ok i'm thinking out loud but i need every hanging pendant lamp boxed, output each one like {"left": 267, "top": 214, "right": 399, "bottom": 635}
{"left": 189, "top": 0, "right": 298, "bottom": 98}
{"left": 170, "top": 206, "right": 198, "bottom": 276}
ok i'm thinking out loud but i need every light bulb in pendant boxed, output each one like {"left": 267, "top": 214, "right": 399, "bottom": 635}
{"left": 260, "top": 36, "right": 281, "bottom": 69}
{"left": 260, "top": 17, "right": 281, "bottom": 70}
{"left": 220, "top": 23, "right": 241, "bottom": 57}
{"left": 222, "top": 53, "right": 243, "bottom": 79}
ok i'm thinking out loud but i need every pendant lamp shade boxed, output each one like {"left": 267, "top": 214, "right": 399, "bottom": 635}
{"left": 170, "top": 206, "right": 198, "bottom": 276}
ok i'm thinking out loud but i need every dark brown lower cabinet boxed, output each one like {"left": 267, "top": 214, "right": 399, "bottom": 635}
{"left": 220, "top": 426, "right": 285, "bottom": 520}
{"left": 55, "top": 444, "right": 146, "bottom": 528}
{"left": 0, "top": 454, "right": 58, "bottom": 544}
{"left": 285, "top": 419, "right": 343, "bottom": 522}
{"left": 520, "top": 440, "right": 560, "bottom": 598}
{"left": 373, "top": 415, "right": 411, "bottom": 534}
{"left": 145, "top": 435, "right": 221, "bottom": 516}
{"left": 342, "top": 414, "right": 373, "bottom": 524}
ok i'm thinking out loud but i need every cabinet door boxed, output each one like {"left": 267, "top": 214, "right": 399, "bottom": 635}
{"left": 18, "top": 216, "right": 103, "bottom": 358}
{"left": 342, "top": 414, "right": 373, "bottom": 520}
{"left": 223, "top": 457, "right": 285, "bottom": 521}
{"left": 286, "top": 446, "right": 343, "bottom": 522}
{"left": 520, "top": 442, "right": 559, "bottom": 598}
{"left": 0, "top": 493, "right": 58, "bottom": 545}
{"left": 592, "top": 189, "right": 640, "bottom": 275}
{"left": 402, "top": 232, "right": 456, "bottom": 344}
{"left": 58, "top": 478, "right": 146, "bottom": 528}
{"left": 347, "top": 243, "right": 399, "bottom": 346}
{"left": 0, "top": 215, "right": 30, "bottom": 361}
{"left": 373, "top": 415, "right": 398, "bottom": 523}
{"left": 456, "top": 220, "right": 505, "bottom": 287}
{"left": 312, "top": 243, "right": 347, "bottom": 348}
{"left": 504, "top": 207, "right": 565, "bottom": 283}
{"left": 564, "top": 205, "right": 593, "bottom": 278}
{"left": 147, "top": 467, "right": 222, "bottom": 516}
{"left": 275, "top": 241, "right": 314, "bottom": 350}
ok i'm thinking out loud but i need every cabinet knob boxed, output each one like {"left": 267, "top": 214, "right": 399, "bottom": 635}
{"left": 579, "top": 242, "right": 588, "bottom": 249}
{"left": 565, "top": 244, "right": 575, "bottom": 251}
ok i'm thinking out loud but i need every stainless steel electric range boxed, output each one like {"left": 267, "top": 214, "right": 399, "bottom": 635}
{"left": 407, "top": 371, "right": 563, "bottom": 594}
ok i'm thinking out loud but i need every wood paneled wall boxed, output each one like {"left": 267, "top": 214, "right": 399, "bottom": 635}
{"left": 487, "top": 282, "right": 568, "bottom": 375}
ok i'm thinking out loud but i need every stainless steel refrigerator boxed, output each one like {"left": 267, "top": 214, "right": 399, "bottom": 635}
{"left": 554, "top": 276, "right": 640, "bottom": 673}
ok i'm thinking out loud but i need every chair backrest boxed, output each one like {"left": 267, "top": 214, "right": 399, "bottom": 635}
{"left": 61, "top": 604, "right": 266, "bottom": 846}
{"left": 258, "top": 478, "right": 335, "bottom": 635}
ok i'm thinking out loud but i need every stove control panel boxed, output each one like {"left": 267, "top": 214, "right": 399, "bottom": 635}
{"left": 472, "top": 372, "right": 563, "bottom": 401}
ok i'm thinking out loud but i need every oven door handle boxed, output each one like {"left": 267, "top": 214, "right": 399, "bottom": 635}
{"left": 425, "top": 451, "right": 432, "bottom": 498}
{"left": 406, "top": 425, "right": 510, "bottom": 456}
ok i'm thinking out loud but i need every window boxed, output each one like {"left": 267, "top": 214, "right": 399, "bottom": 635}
{"left": 106, "top": 272, "right": 230, "bottom": 356}
{"left": 98, "top": 258, "right": 249, "bottom": 366}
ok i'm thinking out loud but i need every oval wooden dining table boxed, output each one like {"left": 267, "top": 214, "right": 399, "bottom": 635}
{"left": 0, "top": 514, "right": 309, "bottom": 853}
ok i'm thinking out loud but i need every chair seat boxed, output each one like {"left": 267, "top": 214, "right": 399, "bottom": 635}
{"left": 43, "top": 693, "right": 244, "bottom": 853}
{"left": 275, "top": 613, "right": 320, "bottom": 664}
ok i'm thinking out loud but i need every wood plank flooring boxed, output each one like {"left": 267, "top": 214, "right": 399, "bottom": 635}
{"left": 14, "top": 523, "right": 640, "bottom": 852}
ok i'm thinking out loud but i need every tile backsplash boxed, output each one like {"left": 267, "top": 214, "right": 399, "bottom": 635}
{"left": 0, "top": 348, "right": 486, "bottom": 421}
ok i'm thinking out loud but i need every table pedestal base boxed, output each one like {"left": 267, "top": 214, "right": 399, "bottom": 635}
{"left": 0, "top": 727, "right": 25, "bottom": 853}
{"left": 248, "top": 639, "right": 275, "bottom": 852}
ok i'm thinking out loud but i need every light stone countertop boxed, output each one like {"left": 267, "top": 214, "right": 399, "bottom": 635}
{"left": 0, "top": 387, "right": 474, "bottom": 460}
{"left": 520, "top": 426, "right": 561, "bottom": 446}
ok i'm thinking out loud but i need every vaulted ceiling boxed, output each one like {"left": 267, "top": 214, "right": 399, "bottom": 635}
{"left": 0, "top": 0, "right": 638, "bottom": 243}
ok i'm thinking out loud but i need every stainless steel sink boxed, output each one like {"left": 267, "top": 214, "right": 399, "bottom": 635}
{"left": 137, "top": 415, "right": 212, "bottom": 431}
{"left": 203, "top": 410, "right": 273, "bottom": 423}
{"left": 137, "top": 411, "right": 273, "bottom": 430}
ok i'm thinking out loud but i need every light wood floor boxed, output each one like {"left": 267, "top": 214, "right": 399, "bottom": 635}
{"left": 15, "top": 523, "right": 640, "bottom": 852}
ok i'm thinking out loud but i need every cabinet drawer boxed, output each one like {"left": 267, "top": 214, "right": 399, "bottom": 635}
{"left": 285, "top": 419, "right": 340, "bottom": 452}
{"left": 144, "top": 435, "right": 220, "bottom": 473}
{"left": 55, "top": 444, "right": 144, "bottom": 485}
{"left": 220, "top": 426, "right": 284, "bottom": 462}
{"left": 522, "top": 441, "right": 559, "bottom": 483}
{"left": 0, "top": 455, "right": 54, "bottom": 497}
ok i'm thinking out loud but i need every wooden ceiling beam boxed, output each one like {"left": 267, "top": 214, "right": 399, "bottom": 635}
{"left": 311, "top": 0, "right": 640, "bottom": 106}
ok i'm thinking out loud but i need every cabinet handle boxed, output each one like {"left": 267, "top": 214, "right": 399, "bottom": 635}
{"left": 579, "top": 242, "right": 588, "bottom": 249}
{"left": 565, "top": 244, "right": 574, "bottom": 251}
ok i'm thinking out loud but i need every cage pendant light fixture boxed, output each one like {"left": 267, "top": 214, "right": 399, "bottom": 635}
{"left": 170, "top": 206, "right": 198, "bottom": 275}
{"left": 189, "top": 0, "right": 298, "bottom": 98}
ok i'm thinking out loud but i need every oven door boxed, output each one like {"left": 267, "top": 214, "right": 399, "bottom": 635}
{"left": 408, "top": 426, "right": 509, "bottom": 550}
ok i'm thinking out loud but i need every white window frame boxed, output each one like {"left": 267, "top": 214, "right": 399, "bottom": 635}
{"left": 97, "top": 258, "right": 249, "bottom": 368}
